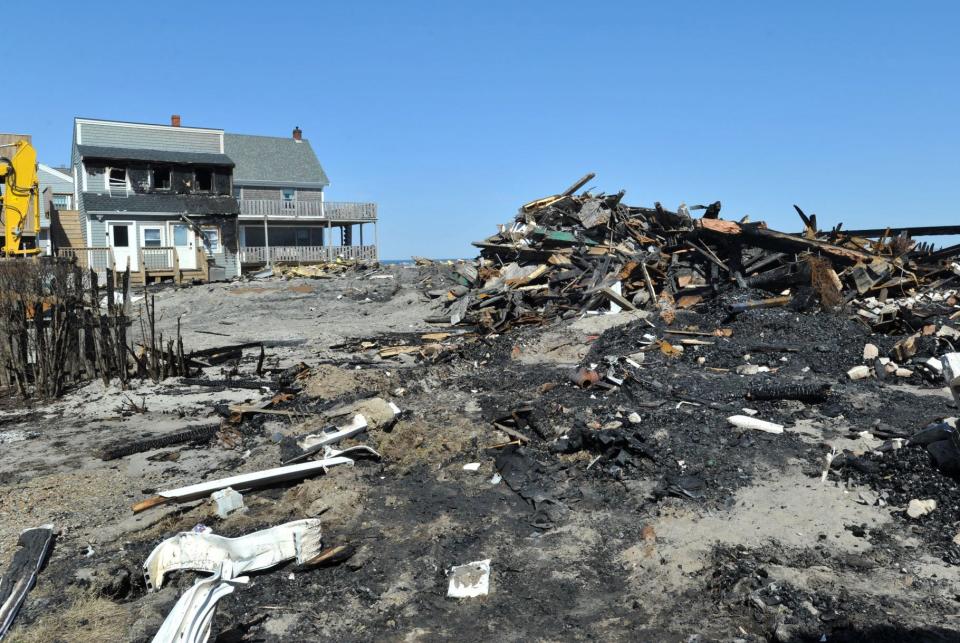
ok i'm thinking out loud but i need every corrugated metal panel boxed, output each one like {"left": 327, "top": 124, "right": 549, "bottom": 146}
{"left": 79, "top": 122, "right": 221, "bottom": 154}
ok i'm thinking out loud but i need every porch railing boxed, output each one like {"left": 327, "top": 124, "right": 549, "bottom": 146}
{"left": 239, "top": 245, "right": 378, "bottom": 264}
{"left": 141, "top": 247, "right": 176, "bottom": 271}
{"left": 238, "top": 200, "right": 377, "bottom": 221}
{"left": 57, "top": 246, "right": 209, "bottom": 284}
{"left": 57, "top": 247, "right": 115, "bottom": 272}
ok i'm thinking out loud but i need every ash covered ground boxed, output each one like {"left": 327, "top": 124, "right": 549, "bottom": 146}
{"left": 1, "top": 265, "right": 959, "bottom": 642}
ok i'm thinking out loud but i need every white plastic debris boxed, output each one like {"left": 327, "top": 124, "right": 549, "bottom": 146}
{"left": 925, "top": 357, "right": 945, "bottom": 375}
{"left": 727, "top": 415, "right": 784, "bottom": 435}
{"left": 941, "top": 353, "right": 960, "bottom": 382}
{"left": 847, "top": 365, "right": 872, "bottom": 380}
{"left": 447, "top": 559, "right": 491, "bottom": 598}
{"left": 863, "top": 343, "right": 879, "bottom": 361}
{"left": 906, "top": 498, "right": 936, "bottom": 519}
{"left": 151, "top": 567, "right": 248, "bottom": 643}
{"left": 144, "top": 519, "right": 322, "bottom": 590}
{"left": 462, "top": 462, "right": 481, "bottom": 472}
{"left": 937, "top": 325, "right": 960, "bottom": 340}
{"left": 210, "top": 487, "right": 245, "bottom": 519}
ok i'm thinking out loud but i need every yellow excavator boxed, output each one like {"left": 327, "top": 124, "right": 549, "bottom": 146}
{"left": 0, "top": 138, "right": 41, "bottom": 256}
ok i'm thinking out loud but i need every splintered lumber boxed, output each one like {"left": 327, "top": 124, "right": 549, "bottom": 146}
{"left": 449, "top": 172, "right": 955, "bottom": 335}
{"left": 227, "top": 405, "right": 307, "bottom": 417}
{"left": 378, "top": 345, "right": 422, "bottom": 358}
{"left": 131, "top": 457, "right": 357, "bottom": 513}
{"left": 598, "top": 287, "right": 637, "bottom": 311}
{"left": 697, "top": 218, "right": 873, "bottom": 264}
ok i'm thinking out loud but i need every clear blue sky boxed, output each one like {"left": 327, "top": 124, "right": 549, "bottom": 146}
{"left": 9, "top": 1, "right": 959, "bottom": 259}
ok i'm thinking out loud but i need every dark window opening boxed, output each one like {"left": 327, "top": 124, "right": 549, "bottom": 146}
{"left": 195, "top": 168, "right": 212, "bottom": 192}
{"left": 244, "top": 226, "right": 265, "bottom": 246}
{"left": 108, "top": 168, "right": 127, "bottom": 196}
{"left": 112, "top": 225, "right": 129, "bottom": 247}
{"left": 153, "top": 166, "right": 172, "bottom": 190}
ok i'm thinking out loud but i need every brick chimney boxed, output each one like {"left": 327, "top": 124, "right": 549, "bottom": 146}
{"left": 292, "top": 126, "right": 302, "bottom": 141}
{"left": 171, "top": 114, "right": 181, "bottom": 127}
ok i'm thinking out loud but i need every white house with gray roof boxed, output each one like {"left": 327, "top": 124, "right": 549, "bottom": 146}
{"left": 226, "top": 127, "right": 378, "bottom": 267}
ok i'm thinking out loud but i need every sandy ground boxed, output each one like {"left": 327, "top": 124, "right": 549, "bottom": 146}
{"left": 1, "top": 266, "right": 959, "bottom": 642}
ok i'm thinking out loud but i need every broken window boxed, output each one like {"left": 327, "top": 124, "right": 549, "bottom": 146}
{"left": 153, "top": 166, "right": 172, "bottom": 190}
{"left": 108, "top": 168, "right": 128, "bottom": 196}
{"left": 201, "top": 226, "right": 220, "bottom": 254}
{"left": 195, "top": 168, "right": 213, "bottom": 192}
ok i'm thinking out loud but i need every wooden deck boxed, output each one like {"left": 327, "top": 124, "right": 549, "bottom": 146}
{"left": 237, "top": 200, "right": 377, "bottom": 221}
{"left": 57, "top": 246, "right": 210, "bottom": 285}
{"left": 239, "top": 245, "right": 378, "bottom": 265}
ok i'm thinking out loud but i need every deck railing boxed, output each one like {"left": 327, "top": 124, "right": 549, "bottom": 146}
{"left": 57, "top": 247, "right": 115, "bottom": 272}
{"left": 239, "top": 245, "right": 378, "bottom": 264}
{"left": 141, "top": 247, "right": 176, "bottom": 271}
{"left": 238, "top": 200, "right": 377, "bottom": 221}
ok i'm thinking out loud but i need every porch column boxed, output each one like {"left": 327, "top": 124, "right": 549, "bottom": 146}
{"left": 263, "top": 213, "right": 271, "bottom": 267}
{"left": 326, "top": 220, "right": 332, "bottom": 261}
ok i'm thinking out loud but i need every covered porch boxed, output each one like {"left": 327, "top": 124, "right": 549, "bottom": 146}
{"left": 238, "top": 219, "right": 378, "bottom": 269}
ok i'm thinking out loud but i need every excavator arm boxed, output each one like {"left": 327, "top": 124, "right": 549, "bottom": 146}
{"left": 0, "top": 139, "right": 41, "bottom": 256}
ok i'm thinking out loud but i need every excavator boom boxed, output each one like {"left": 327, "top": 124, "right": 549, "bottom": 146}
{"left": 0, "top": 139, "right": 42, "bottom": 256}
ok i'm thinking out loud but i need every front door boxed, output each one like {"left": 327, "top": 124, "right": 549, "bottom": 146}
{"left": 108, "top": 222, "right": 137, "bottom": 270}
{"left": 169, "top": 223, "right": 196, "bottom": 270}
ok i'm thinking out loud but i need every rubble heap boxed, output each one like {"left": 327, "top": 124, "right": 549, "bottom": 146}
{"left": 440, "top": 173, "right": 960, "bottom": 332}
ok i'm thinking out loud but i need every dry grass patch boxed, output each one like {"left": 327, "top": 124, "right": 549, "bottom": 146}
{"left": 7, "top": 592, "right": 132, "bottom": 643}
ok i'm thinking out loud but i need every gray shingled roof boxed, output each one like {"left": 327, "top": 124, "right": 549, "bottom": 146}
{"left": 77, "top": 145, "right": 234, "bottom": 167}
{"left": 83, "top": 193, "right": 239, "bottom": 215}
{"left": 224, "top": 134, "right": 329, "bottom": 187}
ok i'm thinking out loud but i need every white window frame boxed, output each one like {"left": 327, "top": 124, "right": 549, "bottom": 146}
{"left": 107, "top": 166, "right": 130, "bottom": 197}
{"left": 281, "top": 188, "right": 296, "bottom": 210}
{"left": 140, "top": 225, "right": 164, "bottom": 248}
{"left": 201, "top": 225, "right": 221, "bottom": 254}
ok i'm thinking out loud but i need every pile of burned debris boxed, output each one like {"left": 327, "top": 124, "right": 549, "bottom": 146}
{"left": 433, "top": 173, "right": 960, "bottom": 333}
